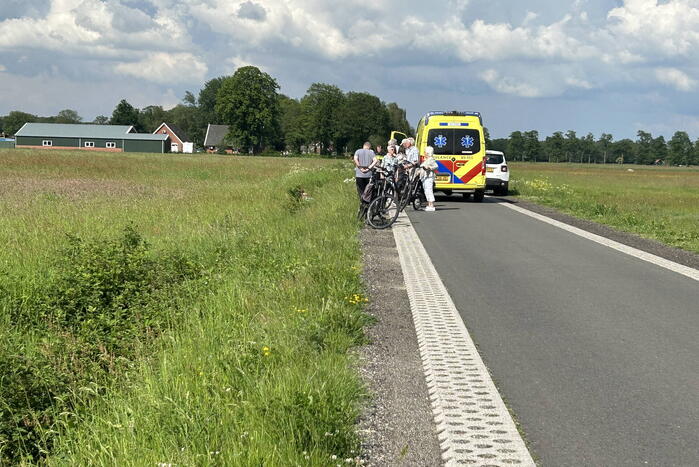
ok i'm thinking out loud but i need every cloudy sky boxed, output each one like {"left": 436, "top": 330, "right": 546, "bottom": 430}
{"left": 2, "top": 0, "right": 699, "bottom": 138}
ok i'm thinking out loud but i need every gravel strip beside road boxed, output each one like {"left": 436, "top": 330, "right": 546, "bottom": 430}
{"left": 358, "top": 227, "right": 442, "bottom": 466}
{"left": 496, "top": 196, "right": 699, "bottom": 269}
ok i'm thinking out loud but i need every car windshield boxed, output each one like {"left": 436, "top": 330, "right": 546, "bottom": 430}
{"left": 486, "top": 154, "right": 504, "bottom": 164}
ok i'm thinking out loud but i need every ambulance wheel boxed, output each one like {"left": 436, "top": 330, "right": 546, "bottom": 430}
{"left": 473, "top": 190, "right": 485, "bottom": 202}
{"left": 462, "top": 193, "right": 471, "bottom": 201}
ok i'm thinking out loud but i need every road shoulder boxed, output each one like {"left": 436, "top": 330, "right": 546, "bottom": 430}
{"left": 358, "top": 227, "right": 442, "bottom": 466}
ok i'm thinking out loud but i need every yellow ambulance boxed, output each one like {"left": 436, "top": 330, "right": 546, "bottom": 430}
{"left": 392, "top": 111, "right": 487, "bottom": 201}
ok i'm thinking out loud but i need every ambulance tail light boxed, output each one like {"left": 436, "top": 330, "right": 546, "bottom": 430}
{"left": 481, "top": 157, "right": 486, "bottom": 176}
{"left": 501, "top": 165, "right": 508, "bottom": 172}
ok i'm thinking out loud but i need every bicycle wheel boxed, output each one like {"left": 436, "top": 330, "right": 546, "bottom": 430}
{"left": 412, "top": 195, "right": 425, "bottom": 211}
{"left": 410, "top": 183, "right": 425, "bottom": 210}
{"left": 367, "top": 195, "right": 399, "bottom": 229}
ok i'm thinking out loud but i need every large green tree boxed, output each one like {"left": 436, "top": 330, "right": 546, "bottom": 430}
{"left": 612, "top": 138, "right": 635, "bottom": 164}
{"left": 507, "top": 131, "right": 525, "bottom": 161}
{"left": 216, "top": 66, "right": 280, "bottom": 153}
{"left": 543, "top": 132, "right": 565, "bottom": 162}
{"left": 301, "top": 83, "right": 346, "bottom": 155}
{"left": 635, "top": 130, "right": 654, "bottom": 165}
{"left": 279, "top": 95, "right": 307, "bottom": 153}
{"left": 386, "top": 102, "right": 413, "bottom": 136}
{"left": 597, "top": 133, "right": 614, "bottom": 164}
{"left": 651, "top": 136, "right": 667, "bottom": 164}
{"left": 564, "top": 130, "right": 579, "bottom": 163}
{"left": 2, "top": 111, "right": 37, "bottom": 135}
{"left": 522, "top": 130, "right": 540, "bottom": 161}
{"left": 110, "top": 100, "right": 141, "bottom": 129}
{"left": 198, "top": 77, "right": 226, "bottom": 124}
{"left": 668, "top": 131, "right": 693, "bottom": 166}
{"left": 139, "top": 105, "right": 168, "bottom": 133}
{"left": 55, "top": 109, "right": 82, "bottom": 124}
{"left": 580, "top": 132, "right": 598, "bottom": 163}
{"left": 342, "top": 92, "right": 390, "bottom": 151}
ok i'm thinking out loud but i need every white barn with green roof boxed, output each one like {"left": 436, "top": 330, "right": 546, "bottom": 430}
{"left": 15, "top": 123, "right": 170, "bottom": 153}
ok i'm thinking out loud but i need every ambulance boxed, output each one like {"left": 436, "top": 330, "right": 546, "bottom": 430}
{"left": 392, "top": 111, "right": 487, "bottom": 201}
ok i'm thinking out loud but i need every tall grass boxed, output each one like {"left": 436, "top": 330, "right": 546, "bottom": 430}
{"left": 0, "top": 149, "right": 369, "bottom": 465}
{"left": 509, "top": 163, "right": 699, "bottom": 253}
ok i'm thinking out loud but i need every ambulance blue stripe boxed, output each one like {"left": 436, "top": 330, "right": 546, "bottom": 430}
{"left": 435, "top": 161, "right": 465, "bottom": 184}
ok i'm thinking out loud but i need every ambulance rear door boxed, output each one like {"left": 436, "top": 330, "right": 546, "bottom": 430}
{"left": 426, "top": 127, "right": 482, "bottom": 185}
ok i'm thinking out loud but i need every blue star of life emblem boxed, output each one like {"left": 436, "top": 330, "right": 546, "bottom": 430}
{"left": 434, "top": 134, "right": 448, "bottom": 148}
{"left": 461, "top": 135, "right": 475, "bottom": 148}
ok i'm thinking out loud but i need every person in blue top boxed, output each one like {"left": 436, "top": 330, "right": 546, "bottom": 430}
{"left": 382, "top": 145, "right": 398, "bottom": 172}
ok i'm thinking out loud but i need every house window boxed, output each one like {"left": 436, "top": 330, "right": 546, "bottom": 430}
{"left": 84, "top": 141, "right": 95, "bottom": 148}
{"left": 42, "top": 140, "right": 52, "bottom": 147}
{"left": 106, "top": 142, "right": 116, "bottom": 149}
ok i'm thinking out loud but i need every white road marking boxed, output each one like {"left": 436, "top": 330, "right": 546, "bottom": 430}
{"left": 393, "top": 212, "right": 536, "bottom": 467}
{"left": 499, "top": 202, "right": 699, "bottom": 282}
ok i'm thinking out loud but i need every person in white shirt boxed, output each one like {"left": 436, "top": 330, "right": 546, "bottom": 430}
{"left": 405, "top": 137, "right": 419, "bottom": 167}
{"left": 420, "top": 146, "right": 438, "bottom": 212}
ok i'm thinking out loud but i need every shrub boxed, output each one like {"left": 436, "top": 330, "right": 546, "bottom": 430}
{"left": 0, "top": 227, "right": 206, "bottom": 464}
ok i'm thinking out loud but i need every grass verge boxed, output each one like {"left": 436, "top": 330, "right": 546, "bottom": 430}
{"left": 0, "top": 149, "right": 369, "bottom": 465}
{"left": 509, "top": 163, "right": 699, "bottom": 253}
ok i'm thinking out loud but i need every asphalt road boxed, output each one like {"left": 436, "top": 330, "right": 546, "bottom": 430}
{"left": 408, "top": 197, "right": 699, "bottom": 466}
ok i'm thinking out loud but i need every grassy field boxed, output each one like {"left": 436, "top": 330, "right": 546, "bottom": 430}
{"left": 509, "top": 163, "right": 699, "bottom": 253}
{"left": 0, "top": 149, "right": 369, "bottom": 465}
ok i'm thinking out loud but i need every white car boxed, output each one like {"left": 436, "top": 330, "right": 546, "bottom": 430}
{"left": 485, "top": 150, "right": 509, "bottom": 195}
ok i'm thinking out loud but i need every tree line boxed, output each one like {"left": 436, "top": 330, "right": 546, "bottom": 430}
{"left": 3, "top": 67, "right": 697, "bottom": 164}
{"left": 487, "top": 130, "right": 698, "bottom": 166}
{"left": 0, "top": 66, "right": 413, "bottom": 155}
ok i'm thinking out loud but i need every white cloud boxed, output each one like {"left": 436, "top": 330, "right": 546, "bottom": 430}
{"left": 607, "top": 0, "right": 699, "bottom": 56}
{"left": 479, "top": 69, "right": 543, "bottom": 98}
{"left": 655, "top": 67, "right": 696, "bottom": 91}
{"left": 187, "top": 0, "right": 370, "bottom": 59}
{"left": 0, "top": 65, "right": 6, "bottom": 72}
{"left": 408, "top": 15, "right": 597, "bottom": 63}
{"left": 0, "top": 0, "right": 192, "bottom": 58}
{"left": 565, "top": 77, "right": 593, "bottom": 89}
{"left": 115, "top": 53, "right": 208, "bottom": 85}
{"left": 523, "top": 11, "right": 539, "bottom": 25}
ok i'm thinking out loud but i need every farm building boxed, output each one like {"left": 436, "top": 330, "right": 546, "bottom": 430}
{"left": 153, "top": 122, "right": 193, "bottom": 153}
{"left": 204, "top": 124, "right": 235, "bottom": 153}
{"left": 0, "top": 137, "right": 15, "bottom": 149}
{"left": 14, "top": 123, "right": 170, "bottom": 153}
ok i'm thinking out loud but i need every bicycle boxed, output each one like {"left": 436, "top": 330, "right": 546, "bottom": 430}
{"left": 396, "top": 165, "right": 426, "bottom": 212}
{"left": 360, "top": 167, "right": 400, "bottom": 229}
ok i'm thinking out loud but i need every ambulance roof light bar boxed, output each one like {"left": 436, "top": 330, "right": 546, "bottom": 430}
{"left": 424, "top": 111, "right": 482, "bottom": 126}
